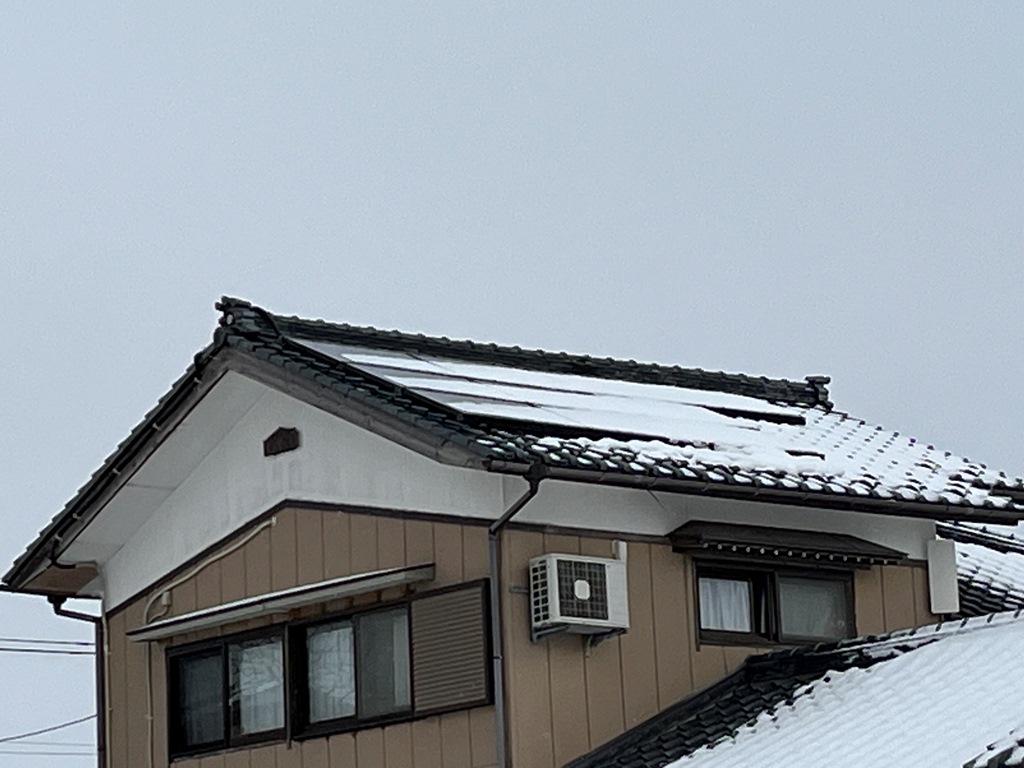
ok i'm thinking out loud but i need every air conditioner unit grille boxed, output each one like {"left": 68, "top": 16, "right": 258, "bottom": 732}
{"left": 557, "top": 559, "right": 608, "bottom": 620}
{"left": 530, "top": 560, "right": 551, "bottom": 625}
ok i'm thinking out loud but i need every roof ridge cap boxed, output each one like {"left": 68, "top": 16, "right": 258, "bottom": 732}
{"left": 223, "top": 297, "right": 833, "bottom": 409}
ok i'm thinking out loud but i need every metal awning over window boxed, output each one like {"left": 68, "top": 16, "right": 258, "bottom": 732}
{"left": 669, "top": 522, "right": 906, "bottom": 566}
{"left": 127, "top": 563, "right": 436, "bottom": 641}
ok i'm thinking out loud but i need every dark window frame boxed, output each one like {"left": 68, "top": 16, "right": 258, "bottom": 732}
{"left": 166, "top": 579, "right": 490, "bottom": 761}
{"left": 694, "top": 561, "right": 856, "bottom": 647}
{"left": 167, "top": 623, "right": 287, "bottom": 760}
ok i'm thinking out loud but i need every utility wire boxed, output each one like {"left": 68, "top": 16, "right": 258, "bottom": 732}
{"left": 0, "top": 646, "right": 94, "bottom": 656}
{"left": 0, "top": 714, "right": 96, "bottom": 744}
{"left": 0, "top": 749, "right": 95, "bottom": 755}
{"left": 0, "top": 637, "right": 93, "bottom": 647}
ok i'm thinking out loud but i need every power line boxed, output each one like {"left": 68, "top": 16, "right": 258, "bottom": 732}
{"left": 0, "top": 714, "right": 96, "bottom": 744}
{"left": 0, "top": 646, "right": 94, "bottom": 656}
{"left": 0, "top": 749, "right": 95, "bottom": 755}
{"left": 0, "top": 637, "right": 93, "bottom": 647}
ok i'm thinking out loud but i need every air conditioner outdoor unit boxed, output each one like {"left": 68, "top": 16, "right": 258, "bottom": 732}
{"left": 529, "top": 553, "right": 629, "bottom": 637}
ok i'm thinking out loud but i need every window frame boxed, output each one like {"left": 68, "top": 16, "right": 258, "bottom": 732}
{"left": 166, "top": 623, "right": 288, "bottom": 760}
{"left": 694, "top": 561, "right": 856, "bottom": 647}
{"left": 289, "top": 602, "right": 415, "bottom": 740}
{"left": 165, "top": 579, "right": 491, "bottom": 761}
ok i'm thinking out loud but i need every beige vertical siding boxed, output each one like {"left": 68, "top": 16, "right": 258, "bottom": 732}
{"left": 502, "top": 530, "right": 938, "bottom": 768}
{"left": 106, "top": 506, "right": 938, "bottom": 768}
{"left": 106, "top": 507, "right": 497, "bottom": 768}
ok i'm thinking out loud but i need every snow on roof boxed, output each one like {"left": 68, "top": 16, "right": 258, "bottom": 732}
{"left": 668, "top": 613, "right": 1024, "bottom": 768}
{"left": 514, "top": 405, "right": 1022, "bottom": 514}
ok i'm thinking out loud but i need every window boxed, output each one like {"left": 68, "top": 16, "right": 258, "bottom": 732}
{"left": 169, "top": 630, "right": 286, "bottom": 756}
{"left": 696, "top": 565, "right": 853, "bottom": 645}
{"left": 295, "top": 607, "right": 412, "bottom": 733}
{"left": 167, "top": 581, "right": 489, "bottom": 759}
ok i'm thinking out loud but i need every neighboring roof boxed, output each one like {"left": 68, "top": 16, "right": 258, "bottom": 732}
{"left": 568, "top": 611, "right": 1024, "bottom": 768}
{"left": 7, "top": 297, "right": 1024, "bottom": 588}
{"left": 940, "top": 522, "right": 1024, "bottom": 617}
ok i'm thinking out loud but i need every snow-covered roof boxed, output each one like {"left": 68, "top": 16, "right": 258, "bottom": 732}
{"left": 9, "top": 297, "right": 1024, "bottom": 589}
{"left": 571, "top": 611, "right": 1024, "bottom": 768}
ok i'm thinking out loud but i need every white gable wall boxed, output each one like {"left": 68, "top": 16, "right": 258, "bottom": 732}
{"left": 99, "top": 379, "right": 505, "bottom": 607}
{"left": 85, "top": 374, "right": 937, "bottom": 609}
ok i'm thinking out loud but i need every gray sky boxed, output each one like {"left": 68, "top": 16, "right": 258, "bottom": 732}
{"left": 1, "top": 3, "right": 1022, "bottom": 763}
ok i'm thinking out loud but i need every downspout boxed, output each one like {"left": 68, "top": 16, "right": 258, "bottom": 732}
{"left": 489, "top": 465, "right": 545, "bottom": 768}
{"left": 49, "top": 596, "right": 106, "bottom": 768}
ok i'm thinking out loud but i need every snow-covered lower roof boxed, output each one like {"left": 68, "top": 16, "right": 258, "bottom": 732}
{"left": 572, "top": 611, "right": 1024, "bottom": 768}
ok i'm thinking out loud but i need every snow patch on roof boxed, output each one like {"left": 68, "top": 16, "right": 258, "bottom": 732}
{"left": 670, "top": 616, "right": 1024, "bottom": 768}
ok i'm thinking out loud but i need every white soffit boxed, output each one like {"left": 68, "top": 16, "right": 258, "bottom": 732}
{"left": 127, "top": 563, "right": 436, "bottom": 641}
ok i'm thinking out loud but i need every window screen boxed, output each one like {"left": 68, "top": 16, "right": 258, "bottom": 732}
{"left": 698, "top": 576, "right": 753, "bottom": 632}
{"left": 307, "top": 621, "right": 356, "bottom": 722}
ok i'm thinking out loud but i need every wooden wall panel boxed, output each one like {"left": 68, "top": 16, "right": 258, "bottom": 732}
{"left": 383, "top": 721, "right": 413, "bottom": 768}
{"left": 106, "top": 610, "right": 128, "bottom": 768}
{"left": 881, "top": 565, "right": 917, "bottom": 632}
{"left": 271, "top": 512, "right": 298, "bottom": 591}
{"left": 297, "top": 512, "right": 325, "bottom": 585}
{"left": 577, "top": 536, "right": 625, "bottom": 753}
{"left": 468, "top": 707, "right": 497, "bottom": 768}
{"left": 355, "top": 728, "right": 386, "bottom": 768}
{"left": 350, "top": 514, "right": 378, "bottom": 574}
{"left": 221, "top": 546, "right": 247, "bottom": 604}
{"left": 504, "top": 530, "right": 555, "bottom": 767}
{"left": 248, "top": 744, "right": 275, "bottom": 768}
{"left": 620, "top": 543, "right": 659, "bottom": 729}
{"left": 275, "top": 741, "right": 301, "bottom": 768}
{"left": 433, "top": 522, "right": 464, "bottom": 585}
{"left": 411, "top": 717, "right": 442, "bottom": 768}
{"left": 462, "top": 525, "right": 490, "bottom": 581}
{"left": 323, "top": 511, "right": 351, "bottom": 579}
{"left": 542, "top": 534, "right": 590, "bottom": 767}
{"left": 439, "top": 712, "right": 472, "bottom": 768}
{"left": 405, "top": 519, "right": 434, "bottom": 569}
{"left": 245, "top": 525, "right": 272, "bottom": 597}
{"left": 328, "top": 733, "right": 357, "bottom": 766}
{"left": 855, "top": 565, "right": 886, "bottom": 635}
{"left": 224, "top": 749, "right": 251, "bottom": 768}
{"left": 650, "top": 543, "right": 691, "bottom": 709}
{"left": 302, "top": 736, "right": 329, "bottom": 768}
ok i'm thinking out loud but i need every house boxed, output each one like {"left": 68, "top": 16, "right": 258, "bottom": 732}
{"left": 5, "top": 296, "right": 1024, "bottom": 768}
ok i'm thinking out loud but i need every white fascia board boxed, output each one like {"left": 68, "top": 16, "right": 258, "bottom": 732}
{"left": 126, "top": 563, "right": 435, "bottom": 641}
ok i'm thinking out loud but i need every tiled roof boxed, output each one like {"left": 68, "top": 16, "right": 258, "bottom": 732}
{"left": 939, "top": 523, "right": 1024, "bottom": 617}
{"left": 965, "top": 727, "right": 1024, "bottom": 768}
{"left": 214, "top": 298, "right": 1024, "bottom": 519}
{"left": 7, "top": 297, "right": 1024, "bottom": 588}
{"left": 570, "top": 612, "right": 1024, "bottom": 768}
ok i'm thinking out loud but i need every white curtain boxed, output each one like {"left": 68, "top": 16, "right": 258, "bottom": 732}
{"left": 698, "top": 577, "right": 753, "bottom": 632}
{"left": 307, "top": 622, "right": 356, "bottom": 722}
{"left": 230, "top": 638, "right": 284, "bottom": 735}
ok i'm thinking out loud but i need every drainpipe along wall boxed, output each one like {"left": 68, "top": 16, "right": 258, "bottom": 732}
{"left": 489, "top": 466, "right": 544, "bottom": 768}
{"left": 49, "top": 596, "right": 106, "bottom": 768}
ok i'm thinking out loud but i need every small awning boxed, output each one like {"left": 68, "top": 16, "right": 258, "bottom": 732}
{"left": 669, "top": 522, "right": 906, "bottom": 566}
{"left": 128, "top": 563, "right": 435, "bottom": 641}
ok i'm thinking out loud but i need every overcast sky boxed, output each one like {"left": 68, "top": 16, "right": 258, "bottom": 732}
{"left": 1, "top": 3, "right": 1022, "bottom": 764}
